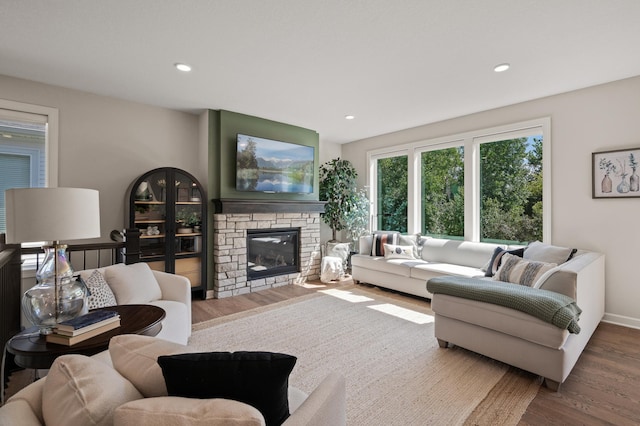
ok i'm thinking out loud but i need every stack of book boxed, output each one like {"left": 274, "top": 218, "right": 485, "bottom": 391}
{"left": 46, "top": 310, "right": 121, "bottom": 346}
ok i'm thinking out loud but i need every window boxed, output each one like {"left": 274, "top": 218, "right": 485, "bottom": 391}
{"left": 0, "top": 100, "right": 58, "bottom": 234}
{"left": 420, "top": 144, "right": 464, "bottom": 239}
{"left": 372, "top": 154, "right": 408, "bottom": 232}
{"left": 479, "top": 135, "right": 543, "bottom": 243}
{"left": 367, "top": 118, "right": 550, "bottom": 243}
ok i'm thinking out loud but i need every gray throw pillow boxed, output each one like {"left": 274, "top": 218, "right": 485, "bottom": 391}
{"left": 524, "top": 241, "right": 577, "bottom": 264}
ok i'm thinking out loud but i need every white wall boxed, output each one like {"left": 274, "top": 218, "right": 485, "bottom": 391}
{"left": 0, "top": 75, "right": 201, "bottom": 240}
{"left": 341, "top": 75, "right": 640, "bottom": 328}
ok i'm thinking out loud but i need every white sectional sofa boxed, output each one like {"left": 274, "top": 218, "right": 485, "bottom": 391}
{"left": 352, "top": 233, "right": 605, "bottom": 390}
{"left": 352, "top": 235, "right": 517, "bottom": 298}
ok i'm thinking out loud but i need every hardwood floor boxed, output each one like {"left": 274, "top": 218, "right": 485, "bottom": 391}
{"left": 193, "top": 280, "right": 640, "bottom": 425}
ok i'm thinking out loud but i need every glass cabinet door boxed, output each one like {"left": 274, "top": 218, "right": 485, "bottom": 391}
{"left": 132, "top": 170, "right": 167, "bottom": 265}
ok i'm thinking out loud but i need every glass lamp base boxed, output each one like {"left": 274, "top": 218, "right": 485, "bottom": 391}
{"left": 23, "top": 245, "right": 88, "bottom": 334}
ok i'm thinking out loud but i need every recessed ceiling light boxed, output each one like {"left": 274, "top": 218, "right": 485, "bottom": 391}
{"left": 345, "top": 115, "right": 355, "bottom": 120}
{"left": 175, "top": 63, "right": 192, "bottom": 72}
{"left": 494, "top": 63, "right": 510, "bottom": 73}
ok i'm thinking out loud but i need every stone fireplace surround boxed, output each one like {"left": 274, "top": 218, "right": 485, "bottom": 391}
{"left": 212, "top": 199, "right": 324, "bottom": 298}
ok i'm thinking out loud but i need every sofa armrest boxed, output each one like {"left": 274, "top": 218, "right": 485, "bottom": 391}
{"left": 151, "top": 270, "right": 192, "bottom": 326}
{"left": 282, "top": 373, "right": 346, "bottom": 426}
{"left": 537, "top": 252, "right": 604, "bottom": 299}
{"left": 1, "top": 376, "right": 46, "bottom": 426}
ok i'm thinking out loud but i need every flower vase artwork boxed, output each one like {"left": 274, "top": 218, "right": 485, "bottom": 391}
{"left": 596, "top": 150, "right": 640, "bottom": 197}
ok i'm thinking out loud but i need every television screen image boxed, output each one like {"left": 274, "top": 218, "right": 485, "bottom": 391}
{"left": 236, "top": 134, "right": 315, "bottom": 193}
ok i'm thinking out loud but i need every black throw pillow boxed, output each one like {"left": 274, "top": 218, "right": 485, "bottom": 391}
{"left": 157, "top": 351, "right": 297, "bottom": 426}
{"left": 485, "top": 247, "right": 526, "bottom": 277}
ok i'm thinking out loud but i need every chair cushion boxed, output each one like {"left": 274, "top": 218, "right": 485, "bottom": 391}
{"left": 114, "top": 396, "right": 265, "bottom": 426}
{"left": 109, "top": 334, "right": 197, "bottom": 397}
{"left": 104, "top": 263, "right": 162, "bottom": 304}
{"left": 42, "top": 354, "right": 142, "bottom": 426}
{"left": 158, "top": 352, "right": 296, "bottom": 426}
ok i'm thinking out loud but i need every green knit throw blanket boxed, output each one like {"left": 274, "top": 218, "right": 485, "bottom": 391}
{"left": 427, "top": 276, "right": 582, "bottom": 334}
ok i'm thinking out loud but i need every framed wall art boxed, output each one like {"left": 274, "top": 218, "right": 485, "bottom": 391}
{"left": 592, "top": 147, "right": 640, "bottom": 198}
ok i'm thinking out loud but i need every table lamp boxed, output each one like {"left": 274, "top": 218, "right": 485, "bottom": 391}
{"left": 5, "top": 187, "right": 101, "bottom": 334}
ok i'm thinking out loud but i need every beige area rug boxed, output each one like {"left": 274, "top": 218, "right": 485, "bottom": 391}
{"left": 190, "top": 286, "right": 541, "bottom": 425}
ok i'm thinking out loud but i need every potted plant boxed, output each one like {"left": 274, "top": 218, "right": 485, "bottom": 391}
{"left": 319, "top": 158, "right": 370, "bottom": 244}
{"left": 176, "top": 209, "right": 200, "bottom": 233}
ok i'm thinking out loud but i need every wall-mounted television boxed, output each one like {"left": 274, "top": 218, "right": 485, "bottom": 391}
{"left": 236, "top": 133, "right": 315, "bottom": 193}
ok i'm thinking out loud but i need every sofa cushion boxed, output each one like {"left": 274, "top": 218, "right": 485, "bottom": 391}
{"left": 484, "top": 247, "right": 526, "bottom": 277}
{"left": 114, "top": 396, "right": 265, "bottom": 426}
{"left": 84, "top": 269, "right": 117, "bottom": 309}
{"left": 109, "top": 334, "right": 197, "bottom": 397}
{"left": 158, "top": 351, "right": 297, "bottom": 426}
{"left": 42, "top": 354, "right": 143, "bottom": 426}
{"left": 493, "top": 253, "right": 557, "bottom": 287}
{"left": 105, "top": 263, "right": 163, "bottom": 304}
{"left": 411, "top": 263, "right": 485, "bottom": 281}
{"left": 351, "top": 254, "right": 422, "bottom": 277}
{"left": 524, "top": 241, "right": 577, "bottom": 264}
{"left": 421, "top": 239, "right": 504, "bottom": 269}
{"left": 371, "top": 232, "right": 399, "bottom": 256}
{"left": 383, "top": 244, "right": 416, "bottom": 260}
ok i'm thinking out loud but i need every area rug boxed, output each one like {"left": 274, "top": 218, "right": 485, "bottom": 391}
{"left": 190, "top": 286, "right": 541, "bottom": 425}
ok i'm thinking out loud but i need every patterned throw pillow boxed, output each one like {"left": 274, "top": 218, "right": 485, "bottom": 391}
{"left": 493, "top": 253, "right": 557, "bottom": 287}
{"left": 84, "top": 270, "right": 117, "bottom": 309}
{"left": 383, "top": 244, "right": 416, "bottom": 260}
{"left": 370, "top": 232, "right": 399, "bottom": 256}
{"left": 484, "top": 247, "right": 526, "bottom": 277}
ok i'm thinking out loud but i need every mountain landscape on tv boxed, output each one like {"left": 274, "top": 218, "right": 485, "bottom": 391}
{"left": 236, "top": 134, "right": 314, "bottom": 193}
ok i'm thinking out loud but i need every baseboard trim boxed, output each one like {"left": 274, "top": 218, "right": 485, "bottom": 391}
{"left": 602, "top": 313, "right": 640, "bottom": 330}
{"left": 206, "top": 289, "right": 215, "bottom": 299}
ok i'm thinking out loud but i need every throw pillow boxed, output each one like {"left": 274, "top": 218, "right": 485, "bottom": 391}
{"left": 114, "top": 396, "right": 265, "bottom": 426}
{"left": 484, "top": 247, "right": 526, "bottom": 277}
{"left": 109, "top": 334, "right": 197, "bottom": 397}
{"left": 42, "top": 354, "right": 142, "bottom": 426}
{"left": 158, "top": 351, "right": 297, "bottom": 426}
{"left": 383, "top": 244, "right": 416, "bottom": 260}
{"left": 370, "top": 232, "right": 399, "bottom": 256}
{"left": 493, "top": 253, "right": 557, "bottom": 287}
{"left": 83, "top": 270, "right": 117, "bottom": 309}
{"left": 398, "top": 234, "right": 420, "bottom": 258}
{"left": 104, "top": 262, "right": 162, "bottom": 304}
{"left": 524, "top": 241, "right": 577, "bottom": 264}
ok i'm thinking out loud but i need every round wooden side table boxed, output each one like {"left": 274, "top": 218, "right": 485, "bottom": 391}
{"left": 6, "top": 304, "right": 165, "bottom": 370}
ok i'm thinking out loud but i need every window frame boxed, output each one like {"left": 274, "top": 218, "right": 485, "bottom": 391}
{"left": 1, "top": 99, "right": 59, "bottom": 270}
{"left": 366, "top": 117, "right": 551, "bottom": 242}
{"left": 0, "top": 99, "right": 58, "bottom": 187}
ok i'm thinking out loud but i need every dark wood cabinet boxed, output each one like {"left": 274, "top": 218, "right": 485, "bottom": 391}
{"left": 128, "top": 168, "right": 206, "bottom": 299}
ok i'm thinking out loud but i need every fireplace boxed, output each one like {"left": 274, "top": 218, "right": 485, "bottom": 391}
{"left": 247, "top": 228, "right": 299, "bottom": 279}
{"left": 212, "top": 200, "right": 325, "bottom": 298}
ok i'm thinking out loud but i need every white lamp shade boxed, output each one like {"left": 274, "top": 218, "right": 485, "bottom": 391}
{"left": 5, "top": 187, "right": 101, "bottom": 243}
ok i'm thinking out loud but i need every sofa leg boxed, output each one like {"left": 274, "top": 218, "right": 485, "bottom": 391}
{"left": 543, "top": 378, "right": 561, "bottom": 392}
{"left": 437, "top": 338, "right": 449, "bottom": 348}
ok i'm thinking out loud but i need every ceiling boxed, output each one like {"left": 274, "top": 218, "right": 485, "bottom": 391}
{"left": 2, "top": 1, "right": 640, "bottom": 144}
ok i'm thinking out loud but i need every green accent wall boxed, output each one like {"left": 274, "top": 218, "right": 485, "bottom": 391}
{"left": 208, "top": 109, "right": 319, "bottom": 202}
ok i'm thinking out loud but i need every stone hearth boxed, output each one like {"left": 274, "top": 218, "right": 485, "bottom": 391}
{"left": 213, "top": 204, "right": 322, "bottom": 298}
